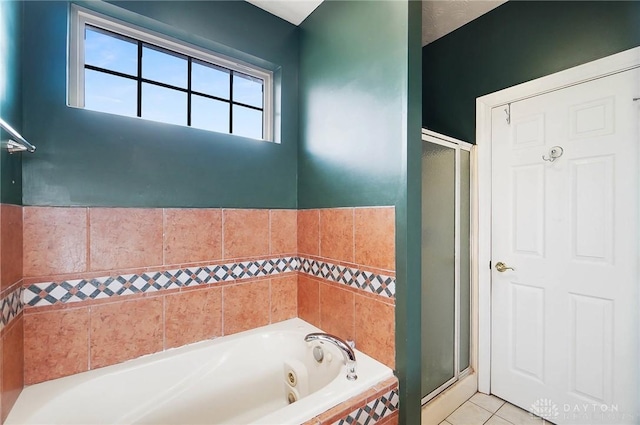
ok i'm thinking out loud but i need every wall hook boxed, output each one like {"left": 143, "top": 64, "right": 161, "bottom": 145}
{"left": 542, "top": 146, "right": 563, "bottom": 162}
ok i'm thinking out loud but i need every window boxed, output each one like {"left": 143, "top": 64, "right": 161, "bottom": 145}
{"left": 69, "top": 5, "right": 273, "bottom": 141}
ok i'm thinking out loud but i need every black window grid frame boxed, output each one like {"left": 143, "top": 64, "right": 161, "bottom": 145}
{"left": 83, "top": 24, "right": 265, "bottom": 138}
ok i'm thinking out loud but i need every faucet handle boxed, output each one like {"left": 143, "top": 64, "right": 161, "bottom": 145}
{"left": 346, "top": 340, "right": 356, "bottom": 349}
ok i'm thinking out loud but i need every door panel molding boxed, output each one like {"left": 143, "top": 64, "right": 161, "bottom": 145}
{"left": 475, "top": 45, "right": 640, "bottom": 394}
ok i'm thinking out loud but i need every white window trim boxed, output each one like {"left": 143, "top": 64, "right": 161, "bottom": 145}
{"left": 68, "top": 4, "right": 274, "bottom": 142}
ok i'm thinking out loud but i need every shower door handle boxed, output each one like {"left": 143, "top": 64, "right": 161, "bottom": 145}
{"left": 495, "top": 262, "right": 515, "bottom": 273}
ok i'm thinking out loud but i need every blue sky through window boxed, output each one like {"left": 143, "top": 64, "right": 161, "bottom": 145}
{"left": 192, "top": 95, "right": 229, "bottom": 133}
{"left": 233, "top": 105, "right": 262, "bottom": 139}
{"left": 84, "top": 69, "right": 137, "bottom": 117}
{"left": 142, "top": 45, "right": 188, "bottom": 89}
{"left": 142, "top": 83, "right": 187, "bottom": 126}
{"left": 85, "top": 26, "right": 137, "bottom": 76}
{"left": 192, "top": 61, "right": 230, "bottom": 99}
{"left": 233, "top": 72, "right": 263, "bottom": 108}
{"left": 83, "top": 24, "right": 264, "bottom": 139}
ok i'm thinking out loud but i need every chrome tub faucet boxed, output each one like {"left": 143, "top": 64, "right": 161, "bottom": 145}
{"left": 304, "top": 333, "right": 357, "bottom": 381}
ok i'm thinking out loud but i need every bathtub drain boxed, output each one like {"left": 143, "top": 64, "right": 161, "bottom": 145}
{"left": 287, "top": 391, "right": 297, "bottom": 404}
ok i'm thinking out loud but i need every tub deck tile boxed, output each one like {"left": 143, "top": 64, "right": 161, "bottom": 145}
{"left": 313, "top": 377, "right": 399, "bottom": 425}
{"left": 317, "top": 387, "right": 377, "bottom": 424}
{"left": 377, "top": 411, "right": 399, "bottom": 425}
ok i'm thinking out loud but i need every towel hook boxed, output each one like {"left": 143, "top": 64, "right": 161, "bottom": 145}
{"left": 542, "top": 146, "right": 563, "bottom": 163}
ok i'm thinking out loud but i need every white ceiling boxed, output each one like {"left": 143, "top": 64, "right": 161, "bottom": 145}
{"left": 421, "top": 0, "right": 507, "bottom": 46}
{"left": 244, "top": 0, "right": 507, "bottom": 46}
{"left": 245, "top": 0, "right": 323, "bottom": 26}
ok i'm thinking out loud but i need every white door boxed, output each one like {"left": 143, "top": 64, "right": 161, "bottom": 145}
{"left": 491, "top": 68, "right": 639, "bottom": 424}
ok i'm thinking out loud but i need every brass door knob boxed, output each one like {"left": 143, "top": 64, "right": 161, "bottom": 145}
{"left": 495, "top": 262, "right": 515, "bottom": 272}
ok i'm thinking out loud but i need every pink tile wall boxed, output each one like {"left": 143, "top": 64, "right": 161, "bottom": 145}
{"left": 1, "top": 205, "right": 22, "bottom": 292}
{"left": 270, "top": 274, "right": 297, "bottom": 322}
{"left": 297, "top": 274, "right": 320, "bottom": 326}
{"left": 299, "top": 207, "right": 395, "bottom": 271}
{"left": 164, "top": 209, "right": 222, "bottom": 264}
{"left": 23, "top": 308, "right": 89, "bottom": 384}
{"left": 23, "top": 207, "right": 297, "bottom": 280}
{"left": 89, "top": 208, "right": 163, "bottom": 271}
{"left": 89, "top": 297, "right": 164, "bottom": 369}
{"left": 297, "top": 274, "right": 396, "bottom": 369}
{"left": 297, "top": 209, "right": 319, "bottom": 256}
{"left": 1, "top": 318, "right": 23, "bottom": 424}
{"left": 23, "top": 207, "right": 86, "bottom": 277}
{"left": 297, "top": 207, "right": 396, "bottom": 369}
{"left": 320, "top": 209, "right": 354, "bottom": 262}
{"left": 223, "top": 209, "right": 270, "bottom": 259}
{"left": 354, "top": 207, "right": 395, "bottom": 270}
{"left": 270, "top": 210, "right": 297, "bottom": 254}
{"left": 22, "top": 207, "right": 298, "bottom": 385}
{"left": 164, "top": 287, "right": 222, "bottom": 349}
{"left": 223, "top": 279, "right": 270, "bottom": 334}
{"left": 23, "top": 276, "right": 297, "bottom": 385}
{"left": 21, "top": 206, "right": 395, "bottom": 387}
{"left": 0, "top": 204, "right": 24, "bottom": 423}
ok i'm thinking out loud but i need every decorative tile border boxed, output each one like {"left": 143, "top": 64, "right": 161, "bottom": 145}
{"left": 24, "top": 257, "right": 298, "bottom": 308}
{"left": 333, "top": 387, "right": 399, "bottom": 425}
{"left": 1, "top": 286, "right": 24, "bottom": 332}
{"left": 23, "top": 255, "right": 396, "bottom": 308}
{"left": 298, "top": 257, "right": 395, "bottom": 299}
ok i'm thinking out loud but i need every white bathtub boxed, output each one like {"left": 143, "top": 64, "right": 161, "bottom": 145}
{"left": 6, "top": 318, "right": 393, "bottom": 425}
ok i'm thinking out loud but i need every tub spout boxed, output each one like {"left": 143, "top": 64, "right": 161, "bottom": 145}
{"left": 304, "top": 333, "right": 357, "bottom": 381}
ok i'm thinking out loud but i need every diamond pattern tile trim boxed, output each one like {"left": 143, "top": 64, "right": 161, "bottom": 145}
{"left": 298, "top": 257, "right": 395, "bottom": 299}
{"left": 0, "top": 286, "right": 24, "bottom": 332}
{"left": 333, "top": 387, "right": 399, "bottom": 425}
{"left": 23, "top": 256, "right": 395, "bottom": 308}
{"left": 23, "top": 257, "right": 298, "bottom": 308}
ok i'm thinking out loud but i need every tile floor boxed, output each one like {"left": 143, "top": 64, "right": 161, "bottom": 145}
{"left": 440, "top": 393, "right": 551, "bottom": 425}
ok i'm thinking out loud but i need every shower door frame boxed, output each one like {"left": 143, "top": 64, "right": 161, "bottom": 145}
{"left": 421, "top": 129, "right": 478, "bottom": 405}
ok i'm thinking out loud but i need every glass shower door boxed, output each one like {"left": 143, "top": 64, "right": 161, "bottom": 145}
{"left": 421, "top": 131, "right": 472, "bottom": 403}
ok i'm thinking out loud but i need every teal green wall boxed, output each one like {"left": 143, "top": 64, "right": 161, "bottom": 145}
{"left": 21, "top": 0, "right": 299, "bottom": 207}
{"left": 298, "top": 1, "right": 422, "bottom": 422}
{"left": 396, "top": 1, "right": 423, "bottom": 423}
{"left": 422, "top": 0, "right": 640, "bottom": 143}
{"left": 298, "top": 1, "right": 405, "bottom": 208}
{"left": 0, "top": 0, "right": 23, "bottom": 205}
